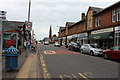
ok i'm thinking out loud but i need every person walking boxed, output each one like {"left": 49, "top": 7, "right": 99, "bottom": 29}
{"left": 18, "top": 39, "right": 22, "bottom": 54}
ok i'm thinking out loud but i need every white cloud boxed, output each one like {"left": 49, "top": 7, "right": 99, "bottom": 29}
{"left": 0, "top": 0, "right": 119, "bottom": 40}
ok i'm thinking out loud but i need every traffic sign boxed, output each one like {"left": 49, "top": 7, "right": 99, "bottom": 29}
{"left": 26, "top": 22, "right": 32, "bottom": 30}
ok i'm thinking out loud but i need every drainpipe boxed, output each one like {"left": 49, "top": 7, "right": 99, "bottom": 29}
{"left": 65, "top": 36, "right": 67, "bottom": 48}
{"left": 113, "top": 27, "right": 115, "bottom": 46}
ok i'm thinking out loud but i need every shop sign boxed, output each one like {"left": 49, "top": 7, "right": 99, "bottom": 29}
{"left": 115, "top": 26, "right": 120, "bottom": 31}
{"left": 72, "top": 34, "right": 78, "bottom": 38}
{"left": 91, "top": 27, "right": 113, "bottom": 34}
{"left": 78, "top": 33, "right": 87, "bottom": 37}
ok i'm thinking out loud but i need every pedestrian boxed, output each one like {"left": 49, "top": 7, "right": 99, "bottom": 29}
{"left": 18, "top": 39, "right": 22, "bottom": 54}
{"left": 31, "top": 42, "right": 36, "bottom": 52}
{"left": 24, "top": 40, "right": 27, "bottom": 49}
{"left": 27, "top": 41, "right": 31, "bottom": 50}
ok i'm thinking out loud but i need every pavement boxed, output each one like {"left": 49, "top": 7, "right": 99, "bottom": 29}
{"left": 2, "top": 48, "right": 37, "bottom": 79}
{"left": 16, "top": 54, "right": 39, "bottom": 78}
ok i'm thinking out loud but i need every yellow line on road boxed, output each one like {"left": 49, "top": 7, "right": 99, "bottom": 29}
{"left": 78, "top": 73, "right": 90, "bottom": 80}
{"left": 71, "top": 74, "right": 79, "bottom": 80}
{"left": 59, "top": 75, "right": 64, "bottom": 80}
{"left": 40, "top": 55, "right": 51, "bottom": 79}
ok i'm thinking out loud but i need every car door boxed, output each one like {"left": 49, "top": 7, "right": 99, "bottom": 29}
{"left": 109, "top": 46, "right": 119, "bottom": 59}
{"left": 84, "top": 45, "right": 89, "bottom": 53}
{"left": 81, "top": 45, "right": 86, "bottom": 53}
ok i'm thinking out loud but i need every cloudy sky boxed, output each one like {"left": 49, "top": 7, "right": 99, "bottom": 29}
{"left": 0, "top": 0, "right": 119, "bottom": 40}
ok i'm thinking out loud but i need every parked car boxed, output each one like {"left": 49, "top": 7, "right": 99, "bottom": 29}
{"left": 102, "top": 46, "right": 120, "bottom": 60}
{"left": 80, "top": 44, "right": 103, "bottom": 56}
{"left": 54, "top": 42, "right": 60, "bottom": 47}
{"left": 44, "top": 41, "right": 49, "bottom": 45}
{"left": 68, "top": 42, "right": 81, "bottom": 51}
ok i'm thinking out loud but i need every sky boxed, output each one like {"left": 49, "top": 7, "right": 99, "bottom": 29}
{"left": 0, "top": 0, "right": 119, "bottom": 40}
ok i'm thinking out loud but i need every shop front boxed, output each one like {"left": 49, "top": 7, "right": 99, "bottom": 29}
{"left": 114, "top": 26, "right": 120, "bottom": 46}
{"left": 77, "top": 33, "right": 88, "bottom": 45}
{"left": 67, "top": 35, "right": 73, "bottom": 43}
{"left": 89, "top": 27, "right": 114, "bottom": 49}
{"left": 71, "top": 34, "right": 78, "bottom": 42}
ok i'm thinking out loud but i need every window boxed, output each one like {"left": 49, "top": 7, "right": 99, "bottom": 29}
{"left": 89, "top": 19, "right": 92, "bottom": 27}
{"left": 76, "top": 25, "right": 78, "bottom": 32}
{"left": 82, "top": 23, "right": 86, "bottom": 31}
{"left": 112, "top": 46, "right": 120, "bottom": 50}
{"left": 95, "top": 16, "right": 100, "bottom": 27}
{"left": 117, "top": 8, "right": 120, "bottom": 21}
{"left": 112, "top": 10, "right": 116, "bottom": 22}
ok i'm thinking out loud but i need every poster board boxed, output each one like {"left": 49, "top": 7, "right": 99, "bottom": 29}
{"left": 3, "top": 32, "right": 18, "bottom": 50}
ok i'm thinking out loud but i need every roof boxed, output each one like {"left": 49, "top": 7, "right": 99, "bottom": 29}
{"left": 60, "top": 27, "right": 65, "bottom": 31}
{"left": 68, "top": 19, "right": 86, "bottom": 28}
{"left": 2, "top": 20, "right": 17, "bottom": 31}
{"left": 10, "top": 21, "right": 25, "bottom": 27}
{"left": 90, "top": 6, "right": 103, "bottom": 13}
{"left": 94, "top": 1, "right": 120, "bottom": 15}
{"left": 66, "top": 22, "right": 75, "bottom": 27}
{"left": 2, "top": 21, "right": 25, "bottom": 31}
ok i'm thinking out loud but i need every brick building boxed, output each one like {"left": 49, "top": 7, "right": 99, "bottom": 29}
{"left": 89, "top": 1, "right": 120, "bottom": 49}
{"left": 58, "top": 1, "right": 120, "bottom": 49}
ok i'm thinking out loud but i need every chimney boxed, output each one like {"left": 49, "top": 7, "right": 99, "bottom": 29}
{"left": 81, "top": 13, "right": 85, "bottom": 20}
{"left": 0, "top": 11, "right": 7, "bottom": 20}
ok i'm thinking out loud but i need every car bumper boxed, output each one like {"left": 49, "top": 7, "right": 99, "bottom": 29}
{"left": 94, "top": 52, "right": 103, "bottom": 55}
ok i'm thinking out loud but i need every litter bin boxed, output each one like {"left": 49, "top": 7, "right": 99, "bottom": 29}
{"left": 4, "top": 46, "right": 19, "bottom": 71}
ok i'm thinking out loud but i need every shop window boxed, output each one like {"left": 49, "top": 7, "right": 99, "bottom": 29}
{"left": 112, "top": 10, "right": 116, "bottom": 22}
{"left": 117, "top": 8, "right": 120, "bottom": 21}
{"left": 89, "top": 19, "right": 92, "bottom": 27}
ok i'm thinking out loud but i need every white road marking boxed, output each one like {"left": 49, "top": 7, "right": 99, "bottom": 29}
{"left": 44, "top": 50, "right": 56, "bottom": 54}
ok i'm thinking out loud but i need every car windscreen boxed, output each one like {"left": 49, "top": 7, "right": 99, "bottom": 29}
{"left": 90, "top": 45, "right": 98, "bottom": 48}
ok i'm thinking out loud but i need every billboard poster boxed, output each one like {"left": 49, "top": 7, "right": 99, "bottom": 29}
{"left": 3, "top": 32, "right": 18, "bottom": 50}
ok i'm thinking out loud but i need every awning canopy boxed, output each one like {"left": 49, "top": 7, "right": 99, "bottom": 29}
{"left": 88, "top": 32, "right": 113, "bottom": 40}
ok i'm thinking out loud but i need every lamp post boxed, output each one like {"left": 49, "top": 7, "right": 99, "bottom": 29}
{"left": 26, "top": 0, "right": 31, "bottom": 57}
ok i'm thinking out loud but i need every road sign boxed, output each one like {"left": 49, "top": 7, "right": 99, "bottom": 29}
{"left": 26, "top": 22, "right": 32, "bottom": 30}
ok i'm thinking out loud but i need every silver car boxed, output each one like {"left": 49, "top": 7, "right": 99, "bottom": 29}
{"left": 54, "top": 42, "right": 60, "bottom": 47}
{"left": 80, "top": 44, "right": 103, "bottom": 56}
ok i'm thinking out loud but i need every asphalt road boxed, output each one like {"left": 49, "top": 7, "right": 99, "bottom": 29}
{"left": 39, "top": 44, "right": 119, "bottom": 80}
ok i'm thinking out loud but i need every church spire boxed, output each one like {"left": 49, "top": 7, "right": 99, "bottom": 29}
{"left": 49, "top": 25, "right": 52, "bottom": 40}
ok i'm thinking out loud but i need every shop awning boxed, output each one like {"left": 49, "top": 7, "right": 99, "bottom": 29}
{"left": 88, "top": 32, "right": 113, "bottom": 40}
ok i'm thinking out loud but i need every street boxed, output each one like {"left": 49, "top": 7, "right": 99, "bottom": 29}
{"left": 38, "top": 44, "right": 119, "bottom": 79}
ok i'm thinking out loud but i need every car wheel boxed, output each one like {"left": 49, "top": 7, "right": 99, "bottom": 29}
{"left": 103, "top": 53, "right": 108, "bottom": 59}
{"left": 81, "top": 49, "right": 83, "bottom": 53}
{"left": 90, "top": 51, "right": 94, "bottom": 56}
{"left": 68, "top": 47, "right": 70, "bottom": 50}
{"left": 70, "top": 47, "right": 72, "bottom": 51}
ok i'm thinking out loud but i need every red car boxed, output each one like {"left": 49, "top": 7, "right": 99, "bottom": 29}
{"left": 102, "top": 46, "right": 120, "bottom": 60}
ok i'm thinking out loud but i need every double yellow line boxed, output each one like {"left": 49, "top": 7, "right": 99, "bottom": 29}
{"left": 40, "top": 55, "right": 51, "bottom": 79}
{"left": 60, "top": 73, "right": 90, "bottom": 80}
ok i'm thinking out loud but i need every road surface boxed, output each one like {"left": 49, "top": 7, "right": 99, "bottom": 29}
{"left": 38, "top": 44, "right": 119, "bottom": 80}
